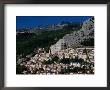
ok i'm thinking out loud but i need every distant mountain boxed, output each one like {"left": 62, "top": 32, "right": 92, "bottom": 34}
{"left": 16, "top": 28, "right": 31, "bottom": 33}
{"left": 16, "top": 22, "right": 82, "bottom": 33}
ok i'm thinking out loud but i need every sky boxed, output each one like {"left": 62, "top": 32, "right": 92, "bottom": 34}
{"left": 16, "top": 16, "right": 93, "bottom": 30}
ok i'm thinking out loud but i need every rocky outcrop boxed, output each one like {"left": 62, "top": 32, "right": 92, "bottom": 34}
{"left": 50, "top": 39, "right": 65, "bottom": 54}
{"left": 50, "top": 17, "right": 94, "bottom": 54}
{"left": 63, "top": 17, "right": 94, "bottom": 48}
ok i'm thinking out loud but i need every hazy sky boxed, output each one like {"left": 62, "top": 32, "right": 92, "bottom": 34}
{"left": 16, "top": 16, "right": 93, "bottom": 29}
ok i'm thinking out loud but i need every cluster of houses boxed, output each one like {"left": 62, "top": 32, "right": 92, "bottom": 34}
{"left": 17, "top": 47, "right": 94, "bottom": 74}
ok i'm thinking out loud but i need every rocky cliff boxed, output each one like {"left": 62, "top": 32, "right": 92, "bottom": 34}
{"left": 50, "top": 17, "right": 94, "bottom": 54}
{"left": 63, "top": 17, "right": 94, "bottom": 48}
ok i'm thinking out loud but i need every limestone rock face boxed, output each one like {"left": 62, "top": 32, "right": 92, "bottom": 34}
{"left": 50, "top": 39, "right": 65, "bottom": 54}
{"left": 50, "top": 17, "right": 94, "bottom": 54}
{"left": 63, "top": 17, "right": 94, "bottom": 48}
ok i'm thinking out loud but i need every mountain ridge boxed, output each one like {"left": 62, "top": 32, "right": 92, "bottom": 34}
{"left": 50, "top": 17, "right": 94, "bottom": 54}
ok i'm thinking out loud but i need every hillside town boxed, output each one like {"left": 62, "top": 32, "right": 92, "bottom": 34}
{"left": 16, "top": 17, "right": 94, "bottom": 74}
{"left": 17, "top": 47, "right": 94, "bottom": 74}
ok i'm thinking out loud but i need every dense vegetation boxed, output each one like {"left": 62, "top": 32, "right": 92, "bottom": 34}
{"left": 81, "top": 38, "right": 94, "bottom": 46}
{"left": 16, "top": 64, "right": 27, "bottom": 74}
{"left": 16, "top": 29, "right": 78, "bottom": 59}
